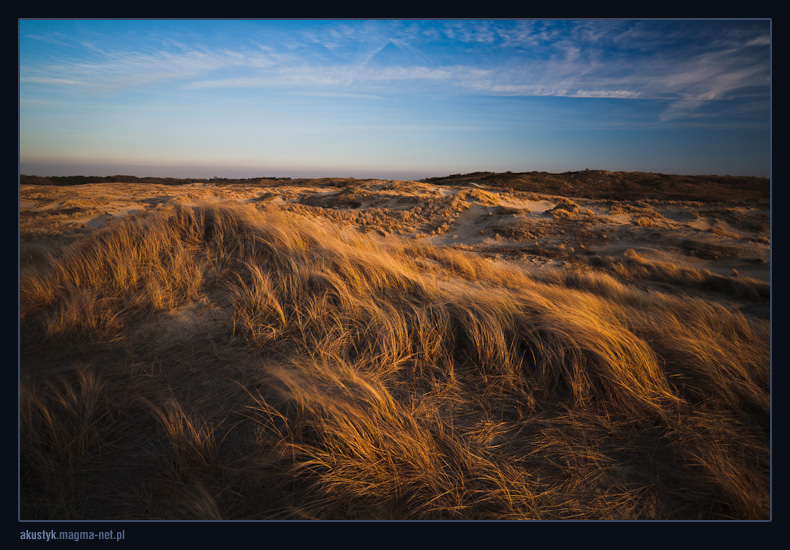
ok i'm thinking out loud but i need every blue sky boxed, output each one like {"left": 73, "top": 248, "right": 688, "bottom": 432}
{"left": 19, "top": 19, "right": 771, "bottom": 179}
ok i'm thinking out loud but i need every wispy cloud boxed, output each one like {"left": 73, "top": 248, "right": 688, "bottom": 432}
{"left": 20, "top": 76, "right": 90, "bottom": 87}
{"left": 20, "top": 19, "right": 770, "bottom": 123}
{"left": 21, "top": 35, "right": 276, "bottom": 93}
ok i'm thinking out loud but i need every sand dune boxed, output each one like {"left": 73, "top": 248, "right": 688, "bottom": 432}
{"left": 19, "top": 175, "right": 770, "bottom": 520}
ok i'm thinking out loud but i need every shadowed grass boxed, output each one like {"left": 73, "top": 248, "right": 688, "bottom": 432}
{"left": 589, "top": 248, "right": 770, "bottom": 301}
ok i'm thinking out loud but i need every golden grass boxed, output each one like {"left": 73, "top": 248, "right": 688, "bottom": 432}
{"left": 20, "top": 202, "right": 770, "bottom": 520}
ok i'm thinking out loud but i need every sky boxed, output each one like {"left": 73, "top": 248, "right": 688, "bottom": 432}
{"left": 18, "top": 19, "right": 771, "bottom": 179}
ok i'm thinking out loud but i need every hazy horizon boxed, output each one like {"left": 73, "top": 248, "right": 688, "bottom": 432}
{"left": 18, "top": 160, "right": 772, "bottom": 181}
{"left": 19, "top": 19, "right": 772, "bottom": 179}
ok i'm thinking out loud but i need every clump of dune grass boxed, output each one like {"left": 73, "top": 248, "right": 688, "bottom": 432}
{"left": 20, "top": 202, "right": 770, "bottom": 520}
{"left": 679, "top": 238, "right": 739, "bottom": 260}
{"left": 710, "top": 226, "right": 742, "bottom": 240}
{"left": 20, "top": 241, "right": 56, "bottom": 268}
{"left": 491, "top": 218, "right": 550, "bottom": 242}
{"left": 588, "top": 248, "right": 770, "bottom": 301}
{"left": 604, "top": 202, "right": 673, "bottom": 228}
{"left": 545, "top": 197, "right": 581, "bottom": 218}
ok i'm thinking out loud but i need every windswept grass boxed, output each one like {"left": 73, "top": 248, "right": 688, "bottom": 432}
{"left": 20, "top": 202, "right": 770, "bottom": 520}
{"left": 589, "top": 248, "right": 770, "bottom": 301}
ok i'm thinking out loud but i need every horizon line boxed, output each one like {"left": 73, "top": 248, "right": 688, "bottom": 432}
{"left": 18, "top": 168, "right": 771, "bottom": 180}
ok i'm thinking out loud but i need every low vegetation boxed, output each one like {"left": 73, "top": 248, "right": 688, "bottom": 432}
{"left": 423, "top": 170, "right": 770, "bottom": 202}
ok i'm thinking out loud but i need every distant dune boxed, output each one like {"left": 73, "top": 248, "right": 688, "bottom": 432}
{"left": 20, "top": 169, "right": 770, "bottom": 201}
{"left": 19, "top": 172, "right": 770, "bottom": 520}
{"left": 423, "top": 169, "right": 770, "bottom": 202}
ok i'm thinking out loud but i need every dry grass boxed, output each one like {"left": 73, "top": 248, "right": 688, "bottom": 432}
{"left": 588, "top": 248, "right": 770, "bottom": 302}
{"left": 20, "top": 201, "right": 770, "bottom": 520}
